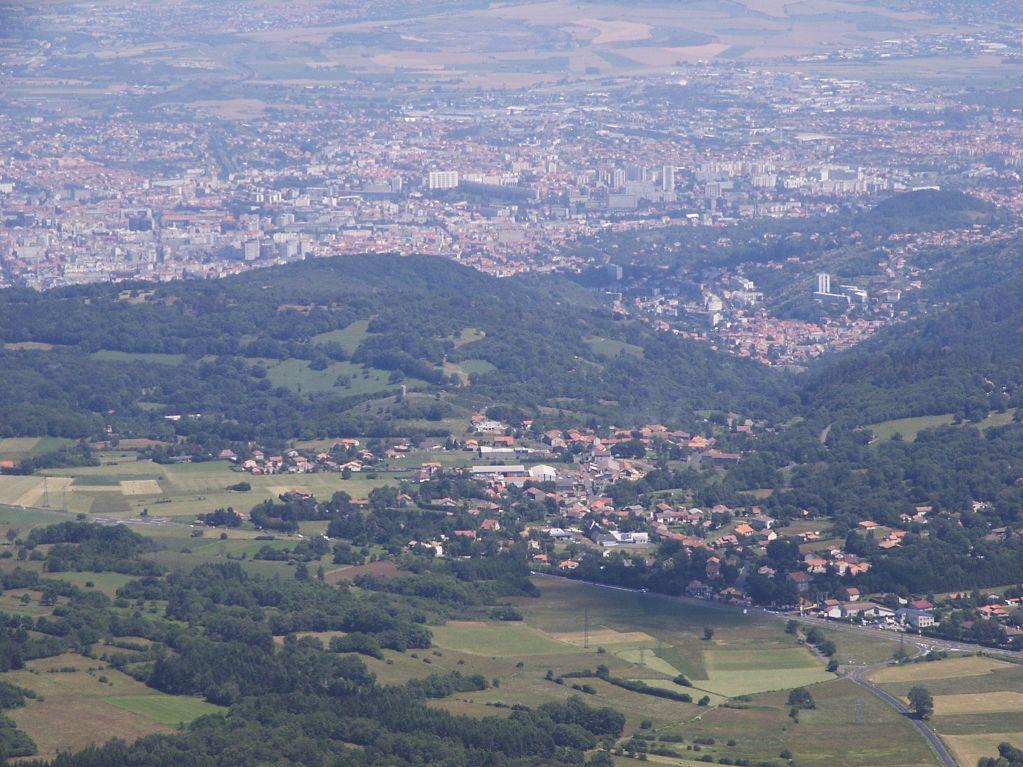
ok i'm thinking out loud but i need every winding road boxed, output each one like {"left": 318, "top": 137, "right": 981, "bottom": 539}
{"left": 535, "top": 573, "right": 1023, "bottom": 767}
{"left": 847, "top": 662, "right": 957, "bottom": 767}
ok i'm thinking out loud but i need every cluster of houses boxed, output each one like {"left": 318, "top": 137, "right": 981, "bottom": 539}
{"left": 540, "top": 422, "right": 744, "bottom": 465}
{"left": 811, "top": 593, "right": 936, "bottom": 629}
{"left": 221, "top": 440, "right": 388, "bottom": 475}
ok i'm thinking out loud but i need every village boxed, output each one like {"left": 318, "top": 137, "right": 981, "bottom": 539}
{"left": 191, "top": 409, "right": 1023, "bottom": 652}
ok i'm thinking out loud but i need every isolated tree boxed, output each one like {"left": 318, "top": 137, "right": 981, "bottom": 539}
{"left": 787, "top": 687, "right": 815, "bottom": 710}
{"left": 703, "top": 626, "right": 714, "bottom": 641}
{"left": 908, "top": 685, "right": 933, "bottom": 719}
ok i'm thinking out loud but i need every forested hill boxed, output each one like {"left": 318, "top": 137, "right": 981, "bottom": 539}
{"left": 0, "top": 254, "right": 793, "bottom": 442}
{"left": 799, "top": 236, "right": 1023, "bottom": 425}
{"left": 867, "top": 189, "right": 1005, "bottom": 232}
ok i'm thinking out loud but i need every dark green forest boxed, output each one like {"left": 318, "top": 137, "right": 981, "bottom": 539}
{"left": 0, "top": 526, "right": 624, "bottom": 767}
{"left": 4, "top": 222, "right": 1023, "bottom": 447}
{"left": 0, "top": 254, "right": 792, "bottom": 443}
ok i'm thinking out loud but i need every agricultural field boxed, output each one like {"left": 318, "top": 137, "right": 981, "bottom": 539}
{"left": 311, "top": 319, "right": 373, "bottom": 354}
{"left": 8, "top": 0, "right": 986, "bottom": 107}
{"left": 1, "top": 653, "right": 224, "bottom": 760}
{"left": 430, "top": 621, "right": 580, "bottom": 657}
{"left": 102, "top": 694, "right": 224, "bottom": 727}
{"left": 870, "top": 655, "right": 1023, "bottom": 767}
{"left": 674, "top": 678, "right": 937, "bottom": 767}
{"left": 342, "top": 576, "right": 933, "bottom": 766}
{"left": 813, "top": 625, "right": 903, "bottom": 667}
{"left": 867, "top": 408, "right": 1020, "bottom": 443}
{"left": 867, "top": 415, "right": 955, "bottom": 443}
{"left": 258, "top": 357, "right": 405, "bottom": 396}
{"left": 699, "top": 646, "right": 832, "bottom": 697}
{"left": 0, "top": 456, "right": 401, "bottom": 523}
{"left": 0, "top": 523, "right": 948, "bottom": 766}
{"left": 0, "top": 436, "right": 75, "bottom": 466}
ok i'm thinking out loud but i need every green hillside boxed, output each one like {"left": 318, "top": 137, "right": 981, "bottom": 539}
{"left": 0, "top": 255, "right": 792, "bottom": 442}
{"left": 799, "top": 237, "right": 1023, "bottom": 425}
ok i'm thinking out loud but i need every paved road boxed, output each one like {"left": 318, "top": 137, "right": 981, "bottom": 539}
{"left": 847, "top": 663, "right": 957, "bottom": 767}
{"left": 535, "top": 572, "right": 1022, "bottom": 661}
{"left": 534, "top": 573, "right": 1023, "bottom": 767}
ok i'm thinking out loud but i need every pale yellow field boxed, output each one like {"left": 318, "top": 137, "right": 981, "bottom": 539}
{"left": 615, "top": 647, "right": 680, "bottom": 678}
{"left": 0, "top": 476, "right": 74, "bottom": 507}
{"left": 73, "top": 484, "right": 122, "bottom": 493}
{"left": 0, "top": 476, "right": 43, "bottom": 505}
{"left": 944, "top": 732, "right": 1023, "bottom": 767}
{"left": 869, "top": 656, "right": 1016, "bottom": 684}
{"left": 575, "top": 18, "right": 652, "bottom": 45}
{"left": 0, "top": 437, "right": 42, "bottom": 455}
{"left": 933, "top": 691, "right": 1023, "bottom": 715}
{"left": 550, "top": 628, "right": 656, "bottom": 647}
{"left": 120, "top": 480, "right": 163, "bottom": 496}
{"left": 3, "top": 653, "right": 173, "bottom": 759}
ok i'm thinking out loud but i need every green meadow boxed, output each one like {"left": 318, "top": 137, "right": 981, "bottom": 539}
{"left": 871, "top": 656, "right": 1023, "bottom": 767}
{"left": 348, "top": 577, "right": 934, "bottom": 766}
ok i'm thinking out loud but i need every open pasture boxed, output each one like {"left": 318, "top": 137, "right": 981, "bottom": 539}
{"left": 1, "top": 653, "right": 222, "bottom": 759}
{"left": 0, "top": 436, "right": 75, "bottom": 465}
{"left": 813, "top": 625, "right": 902, "bottom": 666}
{"left": 868, "top": 408, "right": 1021, "bottom": 443}
{"left": 871, "top": 655, "right": 1023, "bottom": 767}
{"left": 943, "top": 733, "right": 1023, "bottom": 767}
{"left": 867, "top": 414, "right": 956, "bottom": 442}
{"left": 260, "top": 358, "right": 398, "bottom": 396}
{"left": 101, "top": 694, "right": 224, "bottom": 726}
{"left": 44, "top": 570, "right": 139, "bottom": 597}
{"left": 430, "top": 620, "right": 579, "bottom": 657}
{"left": 699, "top": 646, "right": 832, "bottom": 697}
{"left": 869, "top": 655, "right": 1017, "bottom": 685}
{"left": 30, "top": 459, "right": 396, "bottom": 521}
{"left": 312, "top": 319, "right": 373, "bottom": 354}
{"left": 783, "top": 679, "right": 938, "bottom": 767}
